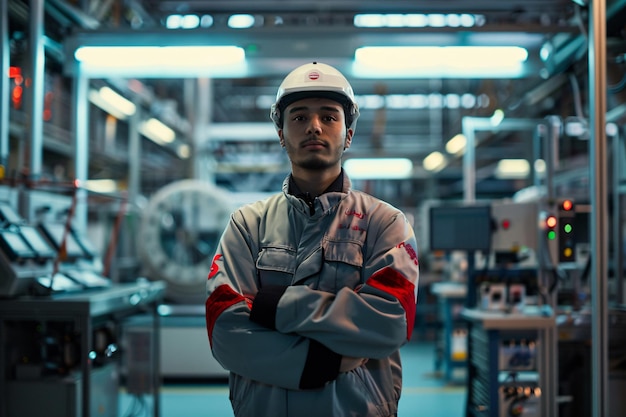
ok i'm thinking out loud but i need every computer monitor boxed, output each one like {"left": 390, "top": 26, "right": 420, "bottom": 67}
{"left": 429, "top": 204, "right": 492, "bottom": 252}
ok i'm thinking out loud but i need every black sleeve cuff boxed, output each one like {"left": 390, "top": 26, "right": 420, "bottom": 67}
{"left": 249, "top": 285, "right": 288, "bottom": 330}
{"left": 299, "top": 339, "right": 342, "bottom": 390}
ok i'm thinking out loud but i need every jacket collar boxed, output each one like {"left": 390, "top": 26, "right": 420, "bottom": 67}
{"left": 282, "top": 170, "right": 351, "bottom": 216}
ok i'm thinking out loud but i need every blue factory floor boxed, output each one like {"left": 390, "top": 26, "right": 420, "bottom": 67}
{"left": 119, "top": 337, "right": 467, "bottom": 417}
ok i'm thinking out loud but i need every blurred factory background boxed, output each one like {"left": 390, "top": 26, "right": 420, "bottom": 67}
{"left": 1, "top": 0, "right": 626, "bottom": 416}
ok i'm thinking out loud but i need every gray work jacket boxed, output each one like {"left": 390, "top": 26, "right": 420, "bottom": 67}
{"left": 205, "top": 174, "right": 419, "bottom": 417}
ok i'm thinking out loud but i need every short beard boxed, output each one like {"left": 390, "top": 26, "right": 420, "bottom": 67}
{"left": 296, "top": 157, "right": 336, "bottom": 171}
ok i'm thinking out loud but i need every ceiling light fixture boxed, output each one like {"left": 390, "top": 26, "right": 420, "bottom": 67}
{"left": 353, "top": 13, "right": 480, "bottom": 28}
{"left": 495, "top": 159, "right": 530, "bottom": 179}
{"left": 353, "top": 46, "right": 529, "bottom": 78}
{"left": 98, "top": 87, "right": 136, "bottom": 116}
{"left": 344, "top": 158, "right": 413, "bottom": 179}
{"left": 423, "top": 151, "right": 447, "bottom": 172}
{"left": 84, "top": 179, "right": 118, "bottom": 193}
{"left": 445, "top": 134, "right": 467, "bottom": 155}
{"left": 74, "top": 46, "right": 246, "bottom": 76}
{"left": 228, "top": 14, "right": 256, "bottom": 29}
{"left": 139, "top": 118, "right": 176, "bottom": 145}
{"left": 88, "top": 87, "right": 136, "bottom": 120}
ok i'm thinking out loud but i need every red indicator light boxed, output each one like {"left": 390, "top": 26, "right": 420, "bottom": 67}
{"left": 8, "top": 66, "right": 21, "bottom": 78}
{"left": 546, "top": 215, "right": 557, "bottom": 228}
{"left": 562, "top": 199, "right": 573, "bottom": 211}
{"left": 501, "top": 219, "right": 511, "bottom": 230}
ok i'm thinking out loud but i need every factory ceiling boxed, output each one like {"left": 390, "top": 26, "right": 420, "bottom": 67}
{"left": 6, "top": 0, "right": 626, "bottom": 204}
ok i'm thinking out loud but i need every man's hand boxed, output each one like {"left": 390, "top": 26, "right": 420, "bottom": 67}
{"left": 340, "top": 356, "right": 368, "bottom": 373}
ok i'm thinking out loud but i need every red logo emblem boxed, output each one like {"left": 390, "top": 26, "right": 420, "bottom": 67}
{"left": 308, "top": 71, "right": 320, "bottom": 80}
{"left": 208, "top": 254, "right": 223, "bottom": 279}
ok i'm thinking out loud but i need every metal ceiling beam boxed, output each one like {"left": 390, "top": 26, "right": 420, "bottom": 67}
{"left": 150, "top": 0, "right": 573, "bottom": 14}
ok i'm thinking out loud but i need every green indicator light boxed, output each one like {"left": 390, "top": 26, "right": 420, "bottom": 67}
{"left": 548, "top": 230, "right": 556, "bottom": 240}
{"left": 564, "top": 224, "right": 572, "bottom": 233}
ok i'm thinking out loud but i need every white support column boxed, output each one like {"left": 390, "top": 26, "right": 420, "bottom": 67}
{"left": 72, "top": 66, "right": 89, "bottom": 234}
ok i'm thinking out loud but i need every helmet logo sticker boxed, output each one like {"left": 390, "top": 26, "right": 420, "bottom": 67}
{"left": 308, "top": 71, "right": 320, "bottom": 80}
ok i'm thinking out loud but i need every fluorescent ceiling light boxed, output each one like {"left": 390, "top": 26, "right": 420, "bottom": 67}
{"left": 88, "top": 87, "right": 136, "bottom": 120}
{"left": 353, "top": 13, "right": 479, "bottom": 28}
{"left": 84, "top": 179, "right": 117, "bottom": 193}
{"left": 344, "top": 158, "right": 413, "bottom": 179}
{"left": 495, "top": 159, "right": 530, "bottom": 179}
{"left": 423, "top": 151, "right": 447, "bottom": 172}
{"left": 139, "top": 118, "right": 176, "bottom": 145}
{"left": 98, "top": 87, "right": 136, "bottom": 116}
{"left": 354, "top": 46, "right": 528, "bottom": 78}
{"left": 228, "top": 14, "right": 256, "bottom": 29}
{"left": 445, "top": 134, "right": 467, "bottom": 155}
{"left": 74, "top": 46, "right": 245, "bottom": 76}
{"left": 177, "top": 143, "right": 191, "bottom": 159}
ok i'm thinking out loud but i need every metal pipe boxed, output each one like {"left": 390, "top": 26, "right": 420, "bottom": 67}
{"left": 71, "top": 66, "right": 89, "bottom": 234}
{"left": 611, "top": 126, "right": 624, "bottom": 304}
{"left": 0, "top": 0, "right": 9, "bottom": 172}
{"left": 588, "top": 1, "right": 609, "bottom": 416}
{"left": 26, "top": 0, "right": 45, "bottom": 178}
{"left": 128, "top": 99, "right": 141, "bottom": 206}
{"left": 462, "top": 117, "right": 476, "bottom": 203}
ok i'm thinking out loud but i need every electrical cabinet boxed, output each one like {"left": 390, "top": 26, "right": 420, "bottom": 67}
{"left": 462, "top": 308, "right": 557, "bottom": 417}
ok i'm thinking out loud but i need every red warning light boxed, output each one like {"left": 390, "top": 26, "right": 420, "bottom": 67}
{"left": 8, "top": 66, "right": 21, "bottom": 78}
{"left": 546, "top": 215, "right": 557, "bottom": 228}
{"left": 501, "top": 219, "right": 511, "bottom": 230}
{"left": 562, "top": 199, "right": 573, "bottom": 211}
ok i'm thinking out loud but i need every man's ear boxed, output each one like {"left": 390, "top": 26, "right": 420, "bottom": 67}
{"left": 278, "top": 129, "right": 285, "bottom": 147}
{"left": 344, "top": 128, "right": 354, "bottom": 150}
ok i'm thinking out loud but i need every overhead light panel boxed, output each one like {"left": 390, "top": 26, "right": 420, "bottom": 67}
{"left": 88, "top": 87, "right": 136, "bottom": 120}
{"left": 354, "top": 46, "right": 529, "bottom": 78}
{"left": 99, "top": 87, "right": 135, "bottom": 116}
{"left": 423, "top": 151, "right": 447, "bottom": 172}
{"left": 74, "top": 46, "right": 245, "bottom": 76}
{"left": 445, "top": 134, "right": 467, "bottom": 155}
{"left": 228, "top": 14, "right": 257, "bottom": 28}
{"left": 84, "top": 179, "right": 118, "bottom": 193}
{"left": 139, "top": 118, "right": 176, "bottom": 145}
{"left": 344, "top": 158, "right": 413, "bottom": 179}
{"left": 495, "top": 159, "right": 530, "bottom": 179}
{"left": 353, "top": 13, "right": 481, "bottom": 28}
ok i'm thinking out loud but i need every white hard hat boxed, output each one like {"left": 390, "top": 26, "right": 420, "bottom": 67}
{"left": 270, "top": 62, "right": 360, "bottom": 132}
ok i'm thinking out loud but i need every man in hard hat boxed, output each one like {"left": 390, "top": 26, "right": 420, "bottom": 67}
{"left": 205, "top": 62, "right": 419, "bottom": 417}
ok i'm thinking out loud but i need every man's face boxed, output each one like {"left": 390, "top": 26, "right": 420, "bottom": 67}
{"left": 279, "top": 97, "right": 353, "bottom": 172}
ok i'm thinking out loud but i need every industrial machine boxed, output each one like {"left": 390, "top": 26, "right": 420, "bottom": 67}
{"left": 0, "top": 185, "right": 166, "bottom": 417}
{"left": 427, "top": 196, "right": 586, "bottom": 417}
{"left": 136, "top": 179, "right": 245, "bottom": 379}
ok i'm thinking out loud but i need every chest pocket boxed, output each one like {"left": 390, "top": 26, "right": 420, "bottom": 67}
{"left": 320, "top": 239, "right": 364, "bottom": 292}
{"left": 256, "top": 246, "right": 297, "bottom": 287}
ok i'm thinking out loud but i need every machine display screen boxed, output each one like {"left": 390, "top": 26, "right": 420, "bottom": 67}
{"left": 429, "top": 205, "right": 492, "bottom": 252}
{"left": 39, "top": 223, "right": 86, "bottom": 260}
{"left": 20, "top": 226, "right": 57, "bottom": 259}
{"left": 0, "top": 231, "right": 36, "bottom": 260}
{"left": 0, "top": 203, "right": 24, "bottom": 225}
